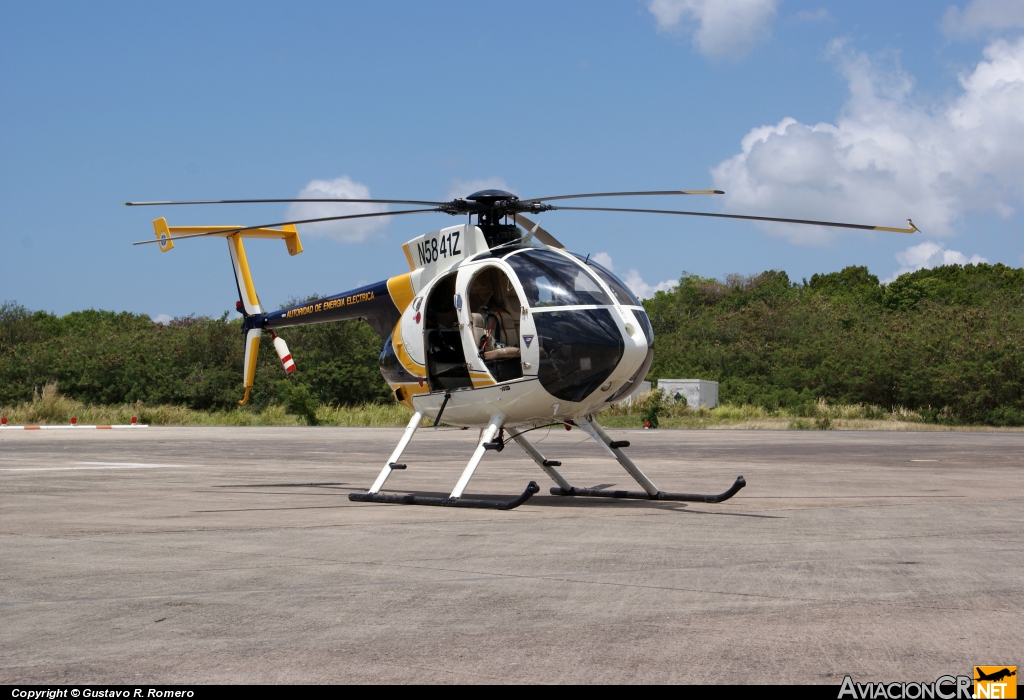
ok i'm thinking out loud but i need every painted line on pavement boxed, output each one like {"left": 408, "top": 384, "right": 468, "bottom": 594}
{"left": 0, "top": 462, "right": 198, "bottom": 472}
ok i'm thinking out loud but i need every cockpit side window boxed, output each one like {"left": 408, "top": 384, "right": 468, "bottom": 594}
{"left": 572, "top": 254, "right": 642, "bottom": 306}
{"left": 505, "top": 249, "right": 613, "bottom": 307}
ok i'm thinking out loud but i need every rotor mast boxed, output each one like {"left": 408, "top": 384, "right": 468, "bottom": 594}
{"left": 444, "top": 190, "right": 549, "bottom": 249}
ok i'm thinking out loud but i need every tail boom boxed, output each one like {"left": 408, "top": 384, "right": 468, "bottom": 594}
{"left": 262, "top": 274, "right": 412, "bottom": 340}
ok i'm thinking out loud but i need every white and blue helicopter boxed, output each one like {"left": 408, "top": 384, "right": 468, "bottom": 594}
{"left": 130, "top": 189, "right": 916, "bottom": 510}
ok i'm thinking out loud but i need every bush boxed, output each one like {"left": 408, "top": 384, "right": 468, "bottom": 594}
{"left": 0, "top": 300, "right": 391, "bottom": 412}
{"left": 644, "top": 263, "right": 1024, "bottom": 425}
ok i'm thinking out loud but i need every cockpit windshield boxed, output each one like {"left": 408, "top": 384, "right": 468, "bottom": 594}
{"left": 505, "top": 249, "right": 613, "bottom": 307}
{"left": 572, "top": 254, "right": 641, "bottom": 306}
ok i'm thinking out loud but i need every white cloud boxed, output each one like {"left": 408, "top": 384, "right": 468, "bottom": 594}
{"left": 444, "top": 177, "right": 516, "bottom": 201}
{"left": 793, "top": 8, "right": 832, "bottom": 23}
{"left": 592, "top": 251, "right": 676, "bottom": 299}
{"left": 285, "top": 176, "right": 388, "bottom": 242}
{"left": 625, "top": 270, "right": 678, "bottom": 298}
{"left": 885, "top": 241, "right": 987, "bottom": 282}
{"left": 152, "top": 314, "right": 171, "bottom": 324}
{"left": 711, "top": 37, "right": 1024, "bottom": 244}
{"left": 942, "top": 0, "right": 1024, "bottom": 39}
{"left": 647, "top": 0, "right": 779, "bottom": 59}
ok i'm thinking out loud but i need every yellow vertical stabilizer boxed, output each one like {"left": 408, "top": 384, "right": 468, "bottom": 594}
{"left": 239, "top": 329, "right": 262, "bottom": 405}
{"left": 153, "top": 217, "right": 174, "bottom": 252}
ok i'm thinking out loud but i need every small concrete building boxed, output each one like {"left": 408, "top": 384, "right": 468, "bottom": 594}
{"left": 615, "top": 380, "right": 652, "bottom": 406}
{"left": 657, "top": 379, "right": 719, "bottom": 409}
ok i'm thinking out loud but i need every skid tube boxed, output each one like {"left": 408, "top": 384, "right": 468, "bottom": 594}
{"left": 550, "top": 476, "right": 746, "bottom": 503}
{"left": 349, "top": 481, "right": 539, "bottom": 510}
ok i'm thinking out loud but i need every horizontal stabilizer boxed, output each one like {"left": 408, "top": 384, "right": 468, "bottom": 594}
{"left": 148, "top": 218, "right": 303, "bottom": 255}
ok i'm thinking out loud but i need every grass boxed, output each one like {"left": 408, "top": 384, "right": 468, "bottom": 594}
{"left": 315, "top": 402, "right": 422, "bottom": 427}
{"left": 598, "top": 392, "right": 1023, "bottom": 432}
{"left": 0, "top": 382, "right": 422, "bottom": 427}
{"left": 2, "top": 384, "right": 1020, "bottom": 431}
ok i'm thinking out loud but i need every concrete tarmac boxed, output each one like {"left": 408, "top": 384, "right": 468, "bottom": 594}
{"left": 0, "top": 426, "right": 1021, "bottom": 684}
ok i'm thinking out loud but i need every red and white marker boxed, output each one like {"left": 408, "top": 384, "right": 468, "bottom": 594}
{"left": 0, "top": 424, "right": 149, "bottom": 430}
{"left": 270, "top": 330, "right": 296, "bottom": 374}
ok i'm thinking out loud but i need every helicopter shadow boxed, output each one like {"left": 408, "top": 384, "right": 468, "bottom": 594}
{"left": 211, "top": 482, "right": 779, "bottom": 516}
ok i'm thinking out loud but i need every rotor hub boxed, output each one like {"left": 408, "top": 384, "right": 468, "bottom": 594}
{"left": 442, "top": 190, "right": 542, "bottom": 247}
{"left": 441, "top": 190, "right": 551, "bottom": 218}
{"left": 466, "top": 189, "right": 518, "bottom": 206}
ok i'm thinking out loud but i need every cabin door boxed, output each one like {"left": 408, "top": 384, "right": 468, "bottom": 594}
{"left": 461, "top": 264, "right": 525, "bottom": 384}
{"left": 423, "top": 272, "right": 473, "bottom": 392}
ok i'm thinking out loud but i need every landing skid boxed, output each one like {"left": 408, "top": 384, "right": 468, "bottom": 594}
{"left": 550, "top": 476, "right": 745, "bottom": 503}
{"left": 348, "top": 409, "right": 745, "bottom": 511}
{"left": 349, "top": 481, "right": 539, "bottom": 509}
{"left": 348, "top": 410, "right": 536, "bottom": 510}
{"left": 511, "top": 418, "right": 746, "bottom": 506}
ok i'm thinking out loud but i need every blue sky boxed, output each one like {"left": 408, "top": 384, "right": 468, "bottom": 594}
{"left": 2, "top": 0, "right": 1024, "bottom": 319}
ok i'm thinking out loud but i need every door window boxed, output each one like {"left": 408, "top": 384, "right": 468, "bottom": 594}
{"left": 466, "top": 265, "right": 524, "bottom": 383}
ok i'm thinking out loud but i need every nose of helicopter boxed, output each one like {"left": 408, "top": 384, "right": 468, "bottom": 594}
{"left": 533, "top": 307, "right": 647, "bottom": 404}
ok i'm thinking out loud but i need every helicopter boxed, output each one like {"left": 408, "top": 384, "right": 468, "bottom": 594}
{"left": 129, "top": 188, "right": 917, "bottom": 510}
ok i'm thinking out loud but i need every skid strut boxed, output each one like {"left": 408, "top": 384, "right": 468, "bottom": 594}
{"left": 545, "top": 417, "right": 746, "bottom": 504}
{"left": 349, "top": 412, "right": 538, "bottom": 510}
{"left": 507, "top": 426, "right": 573, "bottom": 491}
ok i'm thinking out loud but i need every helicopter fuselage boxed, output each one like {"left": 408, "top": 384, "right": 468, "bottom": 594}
{"left": 376, "top": 224, "right": 654, "bottom": 428}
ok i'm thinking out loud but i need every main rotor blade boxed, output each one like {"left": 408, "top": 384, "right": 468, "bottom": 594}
{"left": 513, "top": 213, "right": 565, "bottom": 249}
{"left": 522, "top": 190, "right": 724, "bottom": 204}
{"left": 549, "top": 206, "right": 919, "bottom": 234}
{"left": 125, "top": 198, "right": 447, "bottom": 207}
{"left": 132, "top": 208, "right": 441, "bottom": 246}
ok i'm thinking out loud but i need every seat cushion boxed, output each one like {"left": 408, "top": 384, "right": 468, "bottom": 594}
{"left": 482, "top": 346, "right": 521, "bottom": 361}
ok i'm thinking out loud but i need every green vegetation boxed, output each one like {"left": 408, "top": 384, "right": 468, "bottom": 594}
{"left": 2, "top": 262, "right": 1023, "bottom": 427}
{"left": 0, "top": 297, "right": 391, "bottom": 411}
{"left": 599, "top": 390, "right": 987, "bottom": 431}
{"left": 644, "top": 263, "right": 1024, "bottom": 426}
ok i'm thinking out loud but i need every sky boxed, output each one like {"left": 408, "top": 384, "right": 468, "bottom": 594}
{"left": 2, "top": 0, "right": 1024, "bottom": 320}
